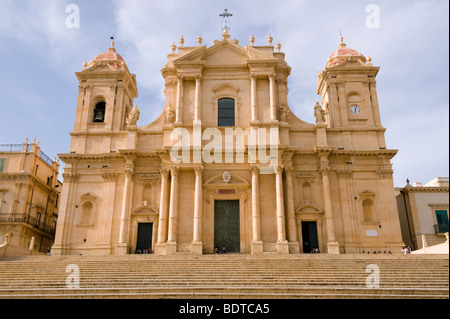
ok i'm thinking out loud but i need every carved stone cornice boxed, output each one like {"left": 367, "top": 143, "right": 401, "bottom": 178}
{"left": 337, "top": 168, "right": 353, "bottom": 178}
{"left": 0, "top": 173, "right": 59, "bottom": 195}
{"left": 62, "top": 173, "right": 80, "bottom": 183}
{"left": 102, "top": 173, "right": 119, "bottom": 182}
{"left": 376, "top": 169, "right": 393, "bottom": 179}
{"left": 402, "top": 186, "right": 449, "bottom": 193}
{"left": 296, "top": 171, "right": 316, "bottom": 181}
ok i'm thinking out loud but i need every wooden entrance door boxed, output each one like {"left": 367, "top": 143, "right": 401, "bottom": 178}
{"left": 136, "top": 223, "right": 153, "bottom": 251}
{"left": 301, "top": 221, "right": 319, "bottom": 253}
{"left": 214, "top": 200, "right": 240, "bottom": 252}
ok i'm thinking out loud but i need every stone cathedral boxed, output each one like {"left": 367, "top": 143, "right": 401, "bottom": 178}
{"left": 51, "top": 30, "right": 405, "bottom": 256}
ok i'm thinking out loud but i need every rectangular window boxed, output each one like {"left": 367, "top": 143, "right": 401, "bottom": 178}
{"left": 0, "top": 158, "right": 5, "bottom": 173}
{"left": 218, "top": 98, "right": 235, "bottom": 127}
{"left": 435, "top": 210, "right": 449, "bottom": 233}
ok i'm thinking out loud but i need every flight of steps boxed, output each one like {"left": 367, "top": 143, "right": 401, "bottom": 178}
{"left": 0, "top": 254, "right": 448, "bottom": 299}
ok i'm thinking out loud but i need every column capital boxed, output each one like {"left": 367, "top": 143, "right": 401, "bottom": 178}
{"left": 275, "top": 165, "right": 284, "bottom": 176}
{"left": 160, "top": 168, "right": 170, "bottom": 179}
{"left": 170, "top": 166, "right": 180, "bottom": 177}
{"left": 249, "top": 165, "right": 259, "bottom": 175}
{"left": 177, "top": 75, "right": 184, "bottom": 81}
{"left": 268, "top": 73, "right": 277, "bottom": 80}
{"left": 319, "top": 165, "right": 330, "bottom": 177}
{"left": 124, "top": 167, "right": 134, "bottom": 179}
{"left": 194, "top": 166, "right": 203, "bottom": 176}
{"left": 194, "top": 74, "right": 202, "bottom": 81}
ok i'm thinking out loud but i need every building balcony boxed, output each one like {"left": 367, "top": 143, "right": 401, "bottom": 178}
{"left": 0, "top": 214, "right": 56, "bottom": 236}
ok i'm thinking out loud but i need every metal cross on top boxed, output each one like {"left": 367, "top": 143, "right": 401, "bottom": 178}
{"left": 219, "top": 9, "right": 233, "bottom": 31}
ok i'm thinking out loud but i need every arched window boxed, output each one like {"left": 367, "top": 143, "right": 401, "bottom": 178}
{"left": 363, "top": 199, "right": 375, "bottom": 221}
{"left": 218, "top": 98, "right": 235, "bottom": 127}
{"left": 93, "top": 101, "right": 106, "bottom": 123}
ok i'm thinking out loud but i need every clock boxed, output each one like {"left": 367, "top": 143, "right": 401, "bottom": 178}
{"left": 350, "top": 104, "right": 361, "bottom": 115}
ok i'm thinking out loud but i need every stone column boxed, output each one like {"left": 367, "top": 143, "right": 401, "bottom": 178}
{"left": 175, "top": 75, "right": 184, "bottom": 124}
{"left": 320, "top": 161, "right": 340, "bottom": 254}
{"left": 155, "top": 168, "right": 170, "bottom": 254}
{"left": 275, "top": 166, "right": 289, "bottom": 253}
{"left": 98, "top": 173, "right": 118, "bottom": 253}
{"left": 191, "top": 166, "right": 203, "bottom": 254}
{"left": 194, "top": 75, "right": 202, "bottom": 123}
{"left": 269, "top": 73, "right": 277, "bottom": 121}
{"left": 250, "top": 165, "right": 263, "bottom": 254}
{"left": 250, "top": 74, "right": 258, "bottom": 122}
{"left": 285, "top": 167, "right": 299, "bottom": 253}
{"left": 166, "top": 166, "right": 179, "bottom": 254}
{"left": 116, "top": 166, "right": 134, "bottom": 255}
{"left": 51, "top": 173, "right": 79, "bottom": 256}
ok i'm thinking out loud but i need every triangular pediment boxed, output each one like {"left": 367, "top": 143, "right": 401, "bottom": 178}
{"left": 203, "top": 40, "right": 248, "bottom": 65}
{"left": 172, "top": 38, "right": 279, "bottom": 68}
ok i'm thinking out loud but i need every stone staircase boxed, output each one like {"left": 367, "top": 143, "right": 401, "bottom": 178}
{"left": 0, "top": 254, "right": 448, "bottom": 299}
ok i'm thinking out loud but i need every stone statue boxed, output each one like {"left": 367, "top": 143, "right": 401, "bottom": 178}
{"left": 279, "top": 104, "right": 290, "bottom": 122}
{"left": 314, "top": 102, "right": 326, "bottom": 124}
{"left": 126, "top": 105, "right": 140, "bottom": 127}
{"left": 164, "top": 105, "right": 175, "bottom": 124}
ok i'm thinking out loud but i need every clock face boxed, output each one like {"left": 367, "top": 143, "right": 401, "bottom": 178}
{"left": 350, "top": 105, "right": 361, "bottom": 114}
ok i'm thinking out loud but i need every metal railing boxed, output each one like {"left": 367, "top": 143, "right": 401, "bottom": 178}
{"left": 434, "top": 223, "right": 449, "bottom": 234}
{"left": 39, "top": 150, "right": 54, "bottom": 166}
{"left": 0, "top": 214, "right": 56, "bottom": 235}
{"left": 0, "top": 144, "right": 23, "bottom": 152}
{"left": 0, "top": 144, "right": 53, "bottom": 166}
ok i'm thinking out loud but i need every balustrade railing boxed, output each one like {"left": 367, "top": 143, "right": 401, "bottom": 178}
{"left": 0, "top": 213, "right": 56, "bottom": 235}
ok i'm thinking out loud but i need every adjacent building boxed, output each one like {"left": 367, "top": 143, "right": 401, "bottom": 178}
{"left": 52, "top": 31, "right": 405, "bottom": 256}
{"left": 396, "top": 177, "right": 449, "bottom": 250}
{"left": 0, "top": 140, "right": 61, "bottom": 253}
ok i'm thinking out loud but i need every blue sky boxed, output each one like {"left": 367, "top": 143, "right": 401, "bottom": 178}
{"left": 0, "top": 0, "right": 448, "bottom": 187}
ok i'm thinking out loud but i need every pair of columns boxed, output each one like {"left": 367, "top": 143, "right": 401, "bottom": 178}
{"left": 250, "top": 165, "right": 296, "bottom": 254}
{"left": 156, "top": 166, "right": 203, "bottom": 254}
{"left": 175, "top": 75, "right": 202, "bottom": 124}
{"left": 250, "top": 74, "right": 278, "bottom": 122}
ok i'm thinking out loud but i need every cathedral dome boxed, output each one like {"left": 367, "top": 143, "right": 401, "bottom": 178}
{"left": 88, "top": 41, "right": 126, "bottom": 69}
{"left": 326, "top": 37, "right": 366, "bottom": 67}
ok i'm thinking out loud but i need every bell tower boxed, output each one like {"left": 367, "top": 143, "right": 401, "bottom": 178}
{"left": 316, "top": 37, "right": 386, "bottom": 150}
{"left": 70, "top": 39, "right": 138, "bottom": 154}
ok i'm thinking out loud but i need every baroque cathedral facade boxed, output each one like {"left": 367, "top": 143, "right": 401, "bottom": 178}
{"left": 51, "top": 30, "right": 404, "bottom": 256}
